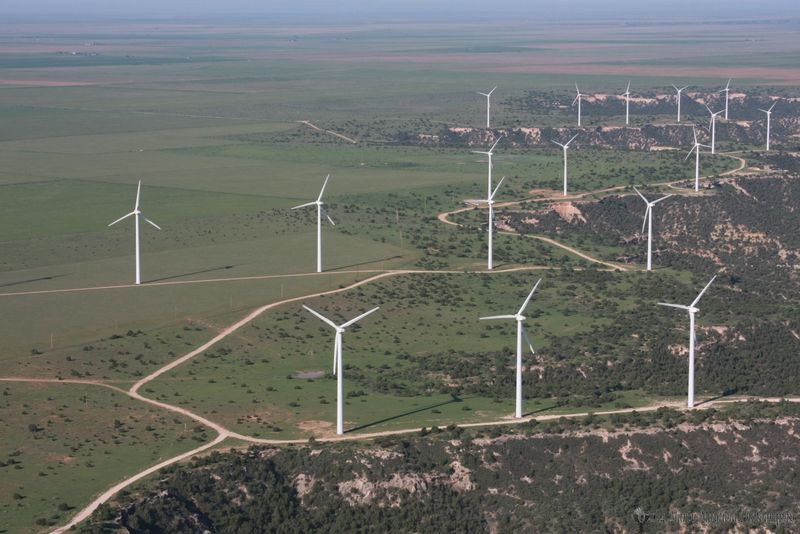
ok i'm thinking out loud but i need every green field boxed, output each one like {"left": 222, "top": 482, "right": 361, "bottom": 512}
{"left": 0, "top": 382, "right": 199, "bottom": 533}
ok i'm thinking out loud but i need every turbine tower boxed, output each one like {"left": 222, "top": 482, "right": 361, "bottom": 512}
{"left": 303, "top": 305, "right": 379, "bottom": 435}
{"left": 465, "top": 177, "right": 506, "bottom": 270}
{"left": 621, "top": 81, "right": 631, "bottom": 125}
{"left": 685, "top": 126, "right": 711, "bottom": 192}
{"left": 633, "top": 186, "right": 672, "bottom": 271}
{"left": 472, "top": 137, "right": 502, "bottom": 198}
{"left": 477, "top": 86, "right": 497, "bottom": 129}
{"left": 573, "top": 84, "right": 585, "bottom": 126}
{"left": 705, "top": 105, "right": 723, "bottom": 154}
{"left": 672, "top": 85, "right": 688, "bottom": 123}
{"left": 292, "top": 174, "right": 335, "bottom": 273}
{"left": 719, "top": 78, "right": 732, "bottom": 120}
{"left": 551, "top": 134, "right": 579, "bottom": 196}
{"left": 658, "top": 275, "right": 716, "bottom": 408}
{"left": 759, "top": 102, "right": 777, "bottom": 151}
{"left": 480, "top": 279, "right": 541, "bottom": 418}
{"left": 108, "top": 180, "right": 162, "bottom": 285}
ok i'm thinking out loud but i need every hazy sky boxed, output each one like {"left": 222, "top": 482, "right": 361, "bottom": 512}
{"left": 0, "top": 0, "right": 797, "bottom": 18}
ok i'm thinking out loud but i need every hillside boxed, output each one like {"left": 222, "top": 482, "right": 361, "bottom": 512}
{"left": 79, "top": 403, "right": 800, "bottom": 533}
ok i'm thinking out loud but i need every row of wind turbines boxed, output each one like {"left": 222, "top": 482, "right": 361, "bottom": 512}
{"left": 301, "top": 270, "right": 716, "bottom": 434}
{"left": 479, "top": 80, "right": 779, "bottom": 151}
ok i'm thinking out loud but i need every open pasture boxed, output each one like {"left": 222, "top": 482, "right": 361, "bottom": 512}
{"left": 0, "top": 381, "right": 198, "bottom": 533}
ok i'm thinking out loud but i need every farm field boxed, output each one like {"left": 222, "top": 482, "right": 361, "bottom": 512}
{"left": 0, "top": 381, "right": 199, "bottom": 533}
{"left": 0, "top": 14, "right": 797, "bottom": 533}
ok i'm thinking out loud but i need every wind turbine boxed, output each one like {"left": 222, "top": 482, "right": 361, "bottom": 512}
{"left": 685, "top": 126, "right": 711, "bottom": 192}
{"left": 633, "top": 187, "right": 672, "bottom": 271}
{"left": 573, "top": 84, "right": 585, "bottom": 126}
{"left": 477, "top": 86, "right": 497, "bottom": 129}
{"left": 480, "top": 279, "right": 541, "bottom": 418}
{"left": 465, "top": 176, "right": 506, "bottom": 270}
{"left": 621, "top": 81, "right": 631, "bottom": 125}
{"left": 108, "top": 180, "right": 161, "bottom": 285}
{"left": 718, "top": 78, "right": 732, "bottom": 120}
{"left": 551, "top": 134, "right": 579, "bottom": 196}
{"left": 302, "top": 305, "right": 379, "bottom": 435}
{"left": 672, "top": 85, "right": 688, "bottom": 123}
{"left": 759, "top": 102, "right": 777, "bottom": 151}
{"left": 292, "top": 174, "right": 335, "bottom": 273}
{"left": 472, "top": 137, "right": 502, "bottom": 198}
{"left": 658, "top": 275, "right": 716, "bottom": 408}
{"left": 705, "top": 105, "right": 723, "bottom": 154}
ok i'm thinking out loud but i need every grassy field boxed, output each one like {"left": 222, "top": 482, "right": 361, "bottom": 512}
{"left": 0, "top": 15, "right": 795, "bottom": 532}
{"left": 142, "top": 270, "right": 683, "bottom": 438}
{"left": 0, "top": 381, "right": 199, "bottom": 533}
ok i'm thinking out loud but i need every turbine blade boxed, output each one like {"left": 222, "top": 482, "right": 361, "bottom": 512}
{"left": 135, "top": 180, "right": 142, "bottom": 210}
{"left": 693, "top": 126, "right": 698, "bottom": 144}
{"left": 302, "top": 305, "right": 339, "bottom": 330}
{"left": 626, "top": 80, "right": 631, "bottom": 93}
{"left": 341, "top": 306, "right": 380, "bottom": 329}
{"left": 680, "top": 85, "right": 688, "bottom": 91}
{"left": 489, "top": 136, "right": 502, "bottom": 154}
{"left": 652, "top": 194, "right": 673, "bottom": 205}
{"left": 108, "top": 211, "right": 135, "bottom": 227}
{"left": 142, "top": 215, "right": 162, "bottom": 230}
{"left": 522, "top": 327, "right": 535, "bottom": 355}
{"left": 490, "top": 176, "right": 506, "bottom": 200}
{"left": 321, "top": 206, "right": 335, "bottom": 226}
{"left": 317, "top": 174, "right": 331, "bottom": 202}
{"left": 658, "top": 302, "right": 691, "bottom": 311}
{"left": 685, "top": 145, "right": 697, "bottom": 161}
{"left": 488, "top": 85, "right": 497, "bottom": 96}
{"left": 566, "top": 134, "right": 579, "bottom": 146}
{"left": 633, "top": 186, "right": 648, "bottom": 203}
{"left": 291, "top": 201, "right": 317, "bottom": 210}
{"left": 479, "top": 314, "right": 516, "bottom": 321}
{"left": 726, "top": 78, "right": 731, "bottom": 90}
{"left": 641, "top": 206, "right": 649, "bottom": 234}
{"left": 768, "top": 102, "right": 777, "bottom": 112}
{"left": 691, "top": 275, "right": 717, "bottom": 307}
{"left": 332, "top": 334, "right": 339, "bottom": 375}
{"left": 517, "top": 278, "right": 542, "bottom": 315}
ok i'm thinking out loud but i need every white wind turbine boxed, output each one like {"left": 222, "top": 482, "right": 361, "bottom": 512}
{"left": 759, "top": 102, "right": 777, "bottom": 151}
{"left": 292, "top": 174, "right": 335, "bottom": 273}
{"left": 108, "top": 180, "right": 162, "bottom": 285}
{"left": 621, "top": 81, "right": 632, "bottom": 125}
{"left": 303, "top": 305, "right": 379, "bottom": 435}
{"left": 685, "top": 126, "right": 711, "bottom": 192}
{"left": 480, "top": 279, "right": 541, "bottom": 418}
{"left": 472, "top": 137, "right": 502, "bottom": 198}
{"left": 633, "top": 187, "right": 672, "bottom": 271}
{"left": 477, "top": 86, "right": 497, "bottom": 129}
{"left": 719, "top": 78, "right": 732, "bottom": 120}
{"left": 573, "top": 84, "right": 586, "bottom": 126}
{"left": 705, "top": 105, "right": 724, "bottom": 154}
{"left": 658, "top": 275, "right": 716, "bottom": 408}
{"left": 465, "top": 176, "right": 506, "bottom": 270}
{"left": 672, "top": 84, "right": 688, "bottom": 123}
{"left": 551, "top": 134, "right": 579, "bottom": 196}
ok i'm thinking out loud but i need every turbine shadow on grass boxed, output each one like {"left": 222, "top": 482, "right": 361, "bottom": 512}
{"left": 346, "top": 397, "right": 462, "bottom": 434}
{"left": 329, "top": 255, "right": 404, "bottom": 272}
{"left": 522, "top": 404, "right": 556, "bottom": 418}
{"left": 0, "top": 274, "right": 67, "bottom": 288}
{"left": 695, "top": 387, "right": 739, "bottom": 407}
{"left": 146, "top": 265, "right": 237, "bottom": 284}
